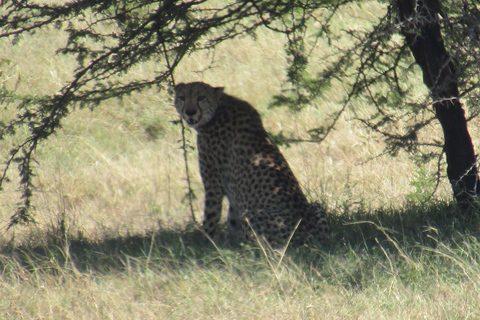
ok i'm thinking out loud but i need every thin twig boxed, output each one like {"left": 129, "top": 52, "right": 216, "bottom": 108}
{"left": 161, "top": 42, "right": 197, "bottom": 224}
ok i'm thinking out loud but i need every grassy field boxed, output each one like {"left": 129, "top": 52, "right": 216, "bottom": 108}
{"left": 1, "top": 1, "right": 480, "bottom": 319}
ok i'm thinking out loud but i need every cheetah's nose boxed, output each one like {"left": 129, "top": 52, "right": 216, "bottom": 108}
{"left": 185, "top": 109, "right": 197, "bottom": 116}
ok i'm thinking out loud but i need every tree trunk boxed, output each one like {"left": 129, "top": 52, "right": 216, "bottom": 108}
{"left": 397, "top": 0, "right": 480, "bottom": 213}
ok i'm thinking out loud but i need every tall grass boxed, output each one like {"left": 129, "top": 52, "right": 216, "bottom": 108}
{"left": 1, "top": 205, "right": 480, "bottom": 319}
{"left": 1, "top": 1, "right": 480, "bottom": 319}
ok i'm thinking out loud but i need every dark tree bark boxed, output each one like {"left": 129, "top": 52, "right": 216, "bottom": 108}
{"left": 397, "top": 0, "right": 480, "bottom": 213}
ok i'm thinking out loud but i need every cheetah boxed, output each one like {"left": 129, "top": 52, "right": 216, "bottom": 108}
{"left": 173, "top": 82, "right": 331, "bottom": 247}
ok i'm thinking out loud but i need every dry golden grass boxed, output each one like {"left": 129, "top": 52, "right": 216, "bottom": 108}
{"left": 1, "top": 229, "right": 480, "bottom": 320}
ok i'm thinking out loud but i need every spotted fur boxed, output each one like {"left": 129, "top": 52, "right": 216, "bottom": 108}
{"left": 174, "top": 82, "right": 331, "bottom": 247}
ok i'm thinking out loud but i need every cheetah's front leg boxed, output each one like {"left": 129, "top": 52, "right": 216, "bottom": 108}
{"left": 202, "top": 184, "right": 225, "bottom": 239}
{"left": 225, "top": 205, "right": 247, "bottom": 245}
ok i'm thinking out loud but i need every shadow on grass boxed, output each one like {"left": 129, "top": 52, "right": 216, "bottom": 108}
{"left": 0, "top": 201, "right": 479, "bottom": 282}
{"left": 0, "top": 223, "right": 219, "bottom": 275}
{"left": 330, "top": 201, "right": 480, "bottom": 247}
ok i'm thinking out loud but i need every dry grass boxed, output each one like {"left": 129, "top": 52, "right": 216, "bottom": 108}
{"left": 1, "top": 223, "right": 480, "bottom": 320}
{"left": 1, "top": 1, "right": 480, "bottom": 319}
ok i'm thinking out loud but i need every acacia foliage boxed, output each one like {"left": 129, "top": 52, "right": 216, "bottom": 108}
{"left": 0, "top": 0, "right": 479, "bottom": 224}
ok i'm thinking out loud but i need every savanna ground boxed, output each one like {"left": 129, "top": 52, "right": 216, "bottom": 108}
{"left": 1, "top": 1, "right": 480, "bottom": 319}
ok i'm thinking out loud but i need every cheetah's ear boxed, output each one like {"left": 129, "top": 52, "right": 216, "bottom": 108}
{"left": 174, "top": 83, "right": 185, "bottom": 92}
{"left": 214, "top": 87, "right": 224, "bottom": 100}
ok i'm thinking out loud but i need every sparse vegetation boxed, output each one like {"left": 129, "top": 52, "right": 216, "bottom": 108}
{"left": 1, "top": 1, "right": 480, "bottom": 319}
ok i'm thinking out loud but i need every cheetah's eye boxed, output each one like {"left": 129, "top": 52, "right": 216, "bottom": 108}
{"left": 178, "top": 96, "right": 185, "bottom": 102}
{"left": 197, "top": 95, "right": 206, "bottom": 102}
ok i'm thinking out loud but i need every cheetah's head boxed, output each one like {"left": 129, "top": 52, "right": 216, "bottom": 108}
{"left": 174, "top": 82, "right": 224, "bottom": 129}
